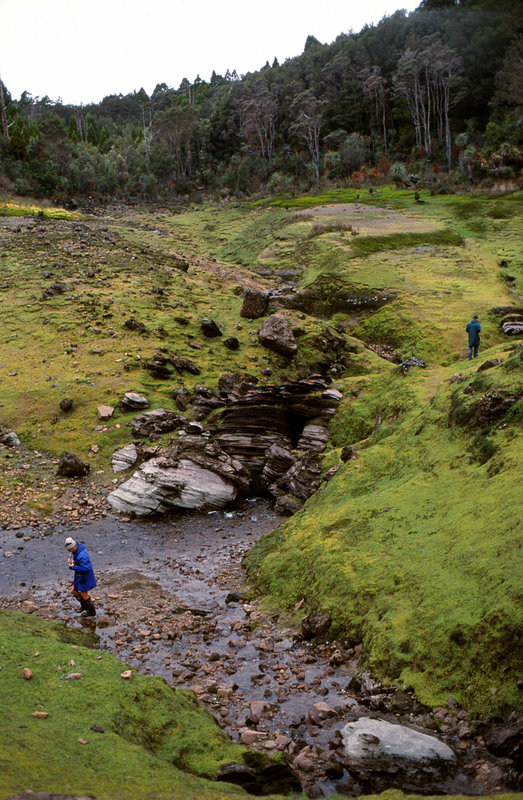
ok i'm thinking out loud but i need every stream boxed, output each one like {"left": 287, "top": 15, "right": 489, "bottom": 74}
{"left": 0, "top": 500, "right": 517, "bottom": 797}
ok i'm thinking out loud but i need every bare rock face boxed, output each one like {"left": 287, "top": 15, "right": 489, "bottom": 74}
{"left": 56, "top": 452, "right": 90, "bottom": 478}
{"left": 339, "top": 717, "right": 457, "bottom": 794}
{"left": 258, "top": 315, "right": 297, "bottom": 357}
{"left": 112, "top": 443, "right": 138, "bottom": 473}
{"left": 240, "top": 287, "right": 270, "bottom": 319}
{"left": 107, "top": 456, "right": 239, "bottom": 515}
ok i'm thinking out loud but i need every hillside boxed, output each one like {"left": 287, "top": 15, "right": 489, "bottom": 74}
{"left": 0, "top": 185, "right": 521, "bottom": 796}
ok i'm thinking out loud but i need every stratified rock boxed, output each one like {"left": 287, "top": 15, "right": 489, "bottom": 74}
{"left": 128, "top": 408, "right": 183, "bottom": 439}
{"left": 119, "top": 392, "right": 150, "bottom": 412}
{"left": 112, "top": 443, "right": 138, "bottom": 473}
{"left": 107, "top": 457, "right": 239, "bottom": 515}
{"left": 240, "top": 287, "right": 270, "bottom": 319}
{"left": 56, "top": 452, "right": 90, "bottom": 478}
{"left": 261, "top": 443, "right": 295, "bottom": 485}
{"left": 258, "top": 315, "right": 297, "bottom": 357}
{"left": 297, "top": 421, "right": 329, "bottom": 452}
{"left": 339, "top": 717, "right": 457, "bottom": 794}
{"left": 172, "top": 386, "right": 192, "bottom": 410}
{"left": 143, "top": 353, "right": 173, "bottom": 379}
{"left": 201, "top": 318, "right": 222, "bottom": 337}
{"left": 276, "top": 451, "right": 322, "bottom": 500}
{"left": 274, "top": 495, "right": 303, "bottom": 515}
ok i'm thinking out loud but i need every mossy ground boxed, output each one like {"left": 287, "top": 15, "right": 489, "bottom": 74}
{"left": 1, "top": 188, "right": 522, "bottom": 723}
{"left": 0, "top": 609, "right": 274, "bottom": 800}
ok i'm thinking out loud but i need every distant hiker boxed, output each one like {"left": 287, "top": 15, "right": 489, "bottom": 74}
{"left": 466, "top": 313, "right": 481, "bottom": 360}
{"left": 65, "top": 537, "right": 96, "bottom": 616}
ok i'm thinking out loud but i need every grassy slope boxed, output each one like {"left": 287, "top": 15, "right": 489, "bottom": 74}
{"left": 0, "top": 609, "right": 272, "bottom": 800}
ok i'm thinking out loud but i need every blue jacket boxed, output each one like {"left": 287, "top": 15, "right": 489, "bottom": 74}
{"left": 466, "top": 319, "right": 481, "bottom": 347}
{"left": 70, "top": 542, "right": 97, "bottom": 592}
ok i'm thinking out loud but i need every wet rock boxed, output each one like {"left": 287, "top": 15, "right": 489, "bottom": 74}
{"left": 112, "top": 443, "right": 138, "bottom": 473}
{"left": 308, "top": 701, "right": 337, "bottom": 725}
{"left": 259, "top": 315, "right": 297, "bottom": 357}
{"left": 300, "top": 611, "right": 332, "bottom": 640}
{"left": 97, "top": 404, "right": 114, "bottom": 421}
{"left": 128, "top": 408, "right": 184, "bottom": 439}
{"left": 240, "top": 287, "right": 270, "bottom": 319}
{"left": 477, "top": 358, "right": 504, "bottom": 372}
{"left": 119, "top": 392, "right": 150, "bottom": 412}
{"left": 201, "top": 318, "right": 222, "bottom": 337}
{"left": 60, "top": 397, "right": 74, "bottom": 413}
{"left": 56, "top": 452, "right": 90, "bottom": 478}
{"left": 340, "top": 717, "right": 457, "bottom": 793}
{"left": 476, "top": 712, "right": 523, "bottom": 766}
{"left": 124, "top": 318, "right": 147, "bottom": 334}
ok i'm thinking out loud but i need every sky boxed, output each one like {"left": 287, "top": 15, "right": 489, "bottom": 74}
{"left": 2, "top": 0, "right": 421, "bottom": 106}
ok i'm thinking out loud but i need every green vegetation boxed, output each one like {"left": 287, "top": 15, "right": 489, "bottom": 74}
{"left": 0, "top": 609, "right": 274, "bottom": 800}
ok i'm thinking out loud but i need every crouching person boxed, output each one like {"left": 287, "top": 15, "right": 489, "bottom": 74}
{"left": 65, "top": 536, "right": 97, "bottom": 616}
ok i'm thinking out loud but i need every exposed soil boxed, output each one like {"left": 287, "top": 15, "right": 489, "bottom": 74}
{"left": 0, "top": 501, "right": 517, "bottom": 797}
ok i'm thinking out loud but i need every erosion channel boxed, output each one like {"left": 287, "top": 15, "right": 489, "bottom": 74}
{"left": 0, "top": 500, "right": 517, "bottom": 798}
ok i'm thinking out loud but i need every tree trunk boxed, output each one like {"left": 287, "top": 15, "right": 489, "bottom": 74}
{"left": 0, "top": 78, "right": 9, "bottom": 140}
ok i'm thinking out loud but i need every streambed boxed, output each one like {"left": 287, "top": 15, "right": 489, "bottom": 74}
{"left": 0, "top": 501, "right": 516, "bottom": 797}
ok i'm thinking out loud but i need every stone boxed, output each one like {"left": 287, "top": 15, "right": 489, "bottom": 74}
{"left": 297, "top": 421, "right": 329, "bottom": 452}
{"left": 42, "top": 281, "right": 67, "bottom": 298}
{"left": 201, "top": 318, "right": 222, "bottom": 337}
{"left": 308, "top": 701, "right": 337, "bottom": 725}
{"left": 223, "top": 336, "right": 240, "bottom": 350}
{"left": 123, "top": 318, "right": 147, "bottom": 333}
{"left": 341, "top": 444, "right": 357, "bottom": 461}
{"left": 120, "top": 670, "right": 133, "bottom": 679}
{"left": 300, "top": 611, "right": 331, "bottom": 640}
{"left": 476, "top": 358, "right": 504, "bottom": 372}
{"left": 112, "top": 443, "right": 138, "bottom": 473}
{"left": 240, "top": 287, "right": 270, "bottom": 319}
{"left": 107, "top": 456, "right": 238, "bottom": 515}
{"left": 258, "top": 315, "right": 297, "bottom": 357}
{"left": 274, "top": 495, "right": 303, "bottom": 515}
{"left": 22, "top": 667, "right": 33, "bottom": 680}
{"left": 32, "top": 711, "right": 49, "bottom": 718}
{"left": 0, "top": 431, "right": 21, "bottom": 447}
{"left": 97, "top": 404, "right": 114, "bottom": 420}
{"left": 60, "top": 397, "right": 74, "bottom": 413}
{"left": 119, "top": 392, "right": 150, "bottom": 412}
{"left": 128, "top": 408, "right": 183, "bottom": 439}
{"left": 340, "top": 717, "right": 457, "bottom": 793}
{"left": 56, "top": 452, "right": 90, "bottom": 478}
{"left": 172, "top": 386, "right": 192, "bottom": 410}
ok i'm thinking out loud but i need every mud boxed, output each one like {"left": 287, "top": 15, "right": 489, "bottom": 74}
{"left": 0, "top": 501, "right": 517, "bottom": 797}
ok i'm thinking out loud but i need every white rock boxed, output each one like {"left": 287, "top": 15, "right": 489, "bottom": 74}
{"left": 341, "top": 717, "right": 456, "bottom": 764}
{"left": 112, "top": 443, "right": 138, "bottom": 473}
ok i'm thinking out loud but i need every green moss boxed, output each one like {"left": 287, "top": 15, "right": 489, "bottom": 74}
{"left": 0, "top": 610, "right": 269, "bottom": 800}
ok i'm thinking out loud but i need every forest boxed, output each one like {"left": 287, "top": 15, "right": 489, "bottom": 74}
{"left": 0, "top": 0, "right": 522, "bottom": 203}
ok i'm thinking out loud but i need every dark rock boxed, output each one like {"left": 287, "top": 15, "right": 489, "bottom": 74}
{"left": 42, "top": 281, "right": 67, "bottom": 298}
{"left": 201, "top": 318, "right": 222, "bottom": 337}
{"left": 477, "top": 358, "right": 504, "bottom": 372}
{"left": 240, "top": 287, "right": 270, "bottom": 319}
{"left": 129, "top": 408, "right": 184, "bottom": 439}
{"left": 218, "top": 372, "right": 258, "bottom": 398}
{"left": 273, "top": 285, "right": 396, "bottom": 318}
{"left": 367, "top": 343, "right": 403, "bottom": 364}
{"left": 173, "top": 316, "right": 190, "bottom": 325}
{"left": 56, "top": 452, "right": 90, "bottom": 478}
{"left": 341, "top": 445, "right": 357, "bottom": 462}
{"left": 59, "top": 398, "right": 74, "bottom": 413}
{"left": 274, "top": 495, "right": 304, "bottom": 515}
{"left": 171, "top": 357, "right": 201, "bottom": 375}
{"left": 124, "top": 318, "right": 147, "bottom": 334}
{"left": 400, "top": 355, "right": 426, "bottom": 374}
{"left": 258, "top": 315, "right": 297, "bottom": 357}
{"left": 478, "top": 390, "right": 518, "bottom": 426}
{"left": 300, "top": 611, "right": 332, "bottom": 640}
{"left": 172, "top": 386, "right": 192, "bottom": 410}
{"left": 475, "top": 713, "right": 523, "bottom": 767}
{"left": 223, "top": 336, "right": 240, "bottom": 350}
{"left": 143, "top": 354, "right": 173, "bottom": 379}
{"left": 217, "top": 754, "right": 301, "bottom": 795}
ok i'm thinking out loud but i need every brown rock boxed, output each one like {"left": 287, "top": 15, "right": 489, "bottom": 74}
{"left": 97, "top": 404, "right": 114, "bottom": 420}
{"left": 32, "top": 711, "right": 48, "bottom": 718}
{"left": 120, "top": 669, "right": 133, "bottom": 679}
{"left": 22, "top": 668, "right": 33, "bottom": 680}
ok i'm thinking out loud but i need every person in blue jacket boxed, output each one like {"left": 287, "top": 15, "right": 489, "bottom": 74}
{"left": 466, "top": 313, "right": 481, "bottom": 360}
{"left": 65, "top": 537, "right": 96, "bottom": 616}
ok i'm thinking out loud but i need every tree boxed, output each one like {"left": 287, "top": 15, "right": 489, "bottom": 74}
{"left": 153, "top": 105, "right": 198, "bottom": 184}
{"left": 240, "top": 79, "right": 278, "bottom": 170}
{"left": 361, "top": 66, "right": 390, "bottom": 150}
{"left": 0, "top": 77, "right": 10, "bottom": 140}
{"left": 289, "top": 90, "right": 326, "bottom": 185}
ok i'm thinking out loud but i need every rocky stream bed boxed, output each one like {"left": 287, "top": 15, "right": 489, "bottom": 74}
{"left": 1, "top": 500, "right": 521, "bottom": 798}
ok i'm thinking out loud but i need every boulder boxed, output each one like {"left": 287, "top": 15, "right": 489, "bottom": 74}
{"left": 223, "top": 336, "right": 240, "bottom": 350}
{"left": 476, "top": 358, "right": 504, "bottom": 372}
{"left": 339, "top": 717, "right": 457, "bottom": 793}
{"left": 112, "top": 443, "right": 138, "bottom": 473}
{"left": 171, "top": 357, "right": 201, "bottom": 375}
{"left": 119, "top": 392, "right": 150, "bottom": 412}
{"left": 274, "top": 495, "right": 304, "bottom": 515}
{"left": 107, "top": 456, "right": 239, "bottom": 515}
{"left": 297, "top": 421, "right": 329, "bottom": 452}
{"left": 42, "top": 281, "right": 67, "bottom": 298}
{"left": 97, "top": 404, "right": 114, "bottom": 421}
{"left": 56, "top": 452, "right": 90, "bottom": 478}
{"left": 300, "top": 611, "right": 331, "bottom": 640}
{"left": 0, "top": 431, "right": 20, "bottom": 448}
{"left": 60, "top": 397, "right": 74, "bottom": 413}
{"left": 172, "top": 386, "right": 192, "bottom": 410}
{"left": 128, "top": 408, "right": 184, "bottom": 439}
{"left": 240, "top": 287, "right": 270, "bottom": 319}
{"left": 124, "top": 318, "right": 147, "bottom": 333}
{"left": 201, "top": 318, "right": 222, "bottom": 337}
{"left": 258, "top": 315, "right": 297, "bottom": 357}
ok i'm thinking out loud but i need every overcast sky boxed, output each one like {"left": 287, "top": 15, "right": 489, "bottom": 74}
{"left": 2, "top": 0, "right": 421, "bottom": 106}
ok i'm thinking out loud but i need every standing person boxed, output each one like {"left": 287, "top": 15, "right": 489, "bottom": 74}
{"left": 65, "top": 537, "right": 97, "bottom": 616}
{"left": 466, "top": 313, "right": 481, "bottom": 360}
